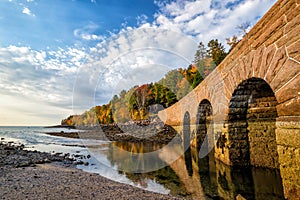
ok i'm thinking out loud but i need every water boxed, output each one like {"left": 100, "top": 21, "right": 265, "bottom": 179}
{"left": 0, "top": 126, "right": 169, "bottom": 194}
{"left": 0, "top": 127, "right": 285, "bottom": 199}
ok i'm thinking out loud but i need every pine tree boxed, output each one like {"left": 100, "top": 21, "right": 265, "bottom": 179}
{"left": 207, "top": 39, "right": 227, "bottom": 66}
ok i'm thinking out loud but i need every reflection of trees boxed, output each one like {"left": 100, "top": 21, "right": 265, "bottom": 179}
{"left": 106, "top": 139, "right": 284, "bottom": 199}
{"left": 107, "top": 142, "right": 187, "bottom": 196}
{"left": 124, "top": 167, "right": 188, "bottom": 196}
{"left": 107, "top": 142, "right": 165, "bottom": 173}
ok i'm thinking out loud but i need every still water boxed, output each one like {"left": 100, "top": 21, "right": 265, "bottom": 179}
{"left": 0, "top": 127, "right": 285, "bottom": 199}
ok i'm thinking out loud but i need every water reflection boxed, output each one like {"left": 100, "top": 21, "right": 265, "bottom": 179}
{"left": 107, "top": 141, "right": 285, "bottom": 199}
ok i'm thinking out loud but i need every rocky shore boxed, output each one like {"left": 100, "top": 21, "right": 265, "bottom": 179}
{"left": 0, "top": 141, "right": 75, "bottom": 168}
{"left": 0, "top": 141, "right": 183, "bottom": 199}
{"left": 45, "top": 122, "right": 182, "bottom": 144}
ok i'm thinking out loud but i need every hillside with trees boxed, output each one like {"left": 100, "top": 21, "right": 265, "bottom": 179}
{"left": 61, "top": 39, "right": 228, "bottom": 126}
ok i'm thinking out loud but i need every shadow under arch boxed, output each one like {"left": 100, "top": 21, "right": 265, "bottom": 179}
{"left": 196, "top": 99, "right": 213, "bottom": 157}
{"left": 226, "top": 77, "right": 279, "bottom": 168}
{"left": 183, "top": 111, "right": 193, "bottom": 177}
{"left": 196, "top": 100, "right": 218, "bottom": 198}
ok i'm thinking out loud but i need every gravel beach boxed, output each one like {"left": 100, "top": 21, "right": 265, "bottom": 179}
{"left": 0, "top": 141, "right": 183, "bottom": 200}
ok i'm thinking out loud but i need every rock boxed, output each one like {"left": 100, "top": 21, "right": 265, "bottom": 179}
{"left": 236, "top": 194, "right": 247, "bottom": 200}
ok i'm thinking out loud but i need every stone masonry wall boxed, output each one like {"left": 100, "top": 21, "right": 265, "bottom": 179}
{"left": 158, "top": 0, "right": 300, "bottom": 198}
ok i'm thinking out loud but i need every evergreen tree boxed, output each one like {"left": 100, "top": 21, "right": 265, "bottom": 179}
{"left": 207, "top": 39, "right": 227, "bottom": 66}
{"left": 193, "top": 42, "right": 206, "bottom": 63}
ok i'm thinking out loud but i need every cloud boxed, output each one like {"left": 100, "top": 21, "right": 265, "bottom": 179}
{"left": 22, "top": 7, "right": 35, "bottom": 17}
{"left": 136, "top": 14, "right": 149, "bottom": 26}
{"left": 153, "top": 0, "right": 277, "bottom": 47}
{"left": 74, "top": 23, "right": 105, "bottom": 41}
{"left": 0, "top": 0, "right": 277, "bottom": 125}
{"left": 0, "top": 45, "right": 85, "bottom": 110}
{"left": 71, "top": 0, "right": 277, "bottom": 116}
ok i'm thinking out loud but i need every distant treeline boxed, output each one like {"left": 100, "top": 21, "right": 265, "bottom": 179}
{"left": 61, "top": 39, "right": 229, "bottom": 126}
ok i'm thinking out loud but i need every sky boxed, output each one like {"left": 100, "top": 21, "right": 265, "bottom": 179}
{"left": 0, "top": 0, "right": 277, "bottom": 126}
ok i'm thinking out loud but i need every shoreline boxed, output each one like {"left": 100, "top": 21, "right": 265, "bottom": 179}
{"left": 45, "top": 123, "right": 182, "bottom": 144}
{"left": 0, "top": 140, "right": 184, "bottom": 200}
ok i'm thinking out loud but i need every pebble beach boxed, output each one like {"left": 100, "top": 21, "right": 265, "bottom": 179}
{"left": 0, "top": 141, "right": 183, "bottom": 200}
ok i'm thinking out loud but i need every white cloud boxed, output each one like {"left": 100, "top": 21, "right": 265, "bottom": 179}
{"left": 0, "top": 45, "right": 88, "bottom": 125}
{"left": 22, "top": 7, "right": 35, "bottom": 17}
{"left": 136, "top": 14, "right": 148, "bottom": 26}
{"left": 0, "top": 0, "right": 277, "bottom": 125}
{"left": 153, "top": 0, "right": 277, "bottom": 46}
{"left": 74, "top": 23, "right": 105, "bottom": 41}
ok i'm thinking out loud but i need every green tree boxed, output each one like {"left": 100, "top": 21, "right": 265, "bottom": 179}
{"left": 192, "top": 70, "right": 203, "bottom": 89}
{"left": 207, "top": 39, "right": 227, "bottom": 66}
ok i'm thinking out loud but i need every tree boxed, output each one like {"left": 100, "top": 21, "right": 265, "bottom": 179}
{"left": 193, "top": 42, "right": 206, "bottom": 63}
{"left": 237, "top": 22, "right": 251, "bottom": 36}
{"left": 192, "top": 70, "right": 203, "bottom": 89}
{"left": 226, "top": 35, "right": 239, "bottom": 52}
{"left": 119, "top": 90, "right": 127, "bottom": 99}
{"left": 207, "top": 39, "right": 227, "bottom": 66}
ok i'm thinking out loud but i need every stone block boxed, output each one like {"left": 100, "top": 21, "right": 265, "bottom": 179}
{"left": 276, "top": 117, "right": 300, "bottom": 129}
{"left": 287, "top": 40, "right": 300, "bottom": 62}
{"left": 286, "top": 2, "right": 300, "bottom": 22}
{"left": 237, "top": 57, "right": 247, "bottom": 80}
{"left": 243, "top": 52, "right": 254, "bottom": 79}
{"left": 252, "top": 46, "right": 265, "bottom": 77}
{"left": 270, "top": 58, "right": 300, "bottom": 92}
{"left": 276, "top": 128, "right": 300, "bottom": 148}
{"left": 264, "top": 27, "right": 284, "bottom": 47}
{"left": 265, "top": 47, "right": 288, "bottom": 83}
{"left": 285, "top": 11, "right": 300, "bottom": 34}
{"left": 286, "top": 32, "right": 300, "bottom": 54}
{"left": 277, "top": 96, "right": 300, "bottom": 116}
{"left": 252, "top": 16, "right": 285, "bottom": 48}
{"left": 277, "top": 22, "right": 300, "bottom": 48}
{"left": 259, "top": 45, "right": 276, "bottom": 78}
{"left": 282, "top": 181, "right": 300, "bottom": 200}
{"left": 277, "top": 145, "right": 300, "bottom": 167}
{"left": 275, "top": 73, "right": 300, "bottom": 103}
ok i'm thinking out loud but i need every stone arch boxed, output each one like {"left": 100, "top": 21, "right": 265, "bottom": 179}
{"left": 196, "top": 99, "right": 213, "bottom": 155}
{"left": 226, "top": 77, "right": 279, "bottom": 168}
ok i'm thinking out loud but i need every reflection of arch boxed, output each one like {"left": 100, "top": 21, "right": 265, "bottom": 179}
{"left": 198, "top": 151, "right": 218, "bottom": 198}
{"left": 183, "top": 111, "right": 193, "bottom": 176}
{"left": 196, "top": 99, "right": 213, "bottom": 156}
{"left": 226, "top": 78, "right": 279, "bottom": 168}
{"left": 183, "top": 111, "right": 191, "bottom": 150}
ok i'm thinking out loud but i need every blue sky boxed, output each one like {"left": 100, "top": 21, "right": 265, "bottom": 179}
{"left": 0, "top": 0, "right": 157, "bottom": 49}
{"left": 0, "top": 0, "right": 277, "bottom": 125}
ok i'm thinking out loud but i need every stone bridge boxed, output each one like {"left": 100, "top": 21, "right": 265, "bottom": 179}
{"left": 158, "top": 0, "right": 300, "bottom": 198}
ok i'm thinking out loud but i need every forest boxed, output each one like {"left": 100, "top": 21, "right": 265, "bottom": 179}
{"left": 61, "top": 39, "right": 231, "bottom": 126}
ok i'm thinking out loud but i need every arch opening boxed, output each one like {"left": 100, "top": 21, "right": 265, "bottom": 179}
{"left": 227, "top": 77, "right": 279, "bottom": 168}
{"left": 196, "top": 99, "right": 213, "bottom": 155}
